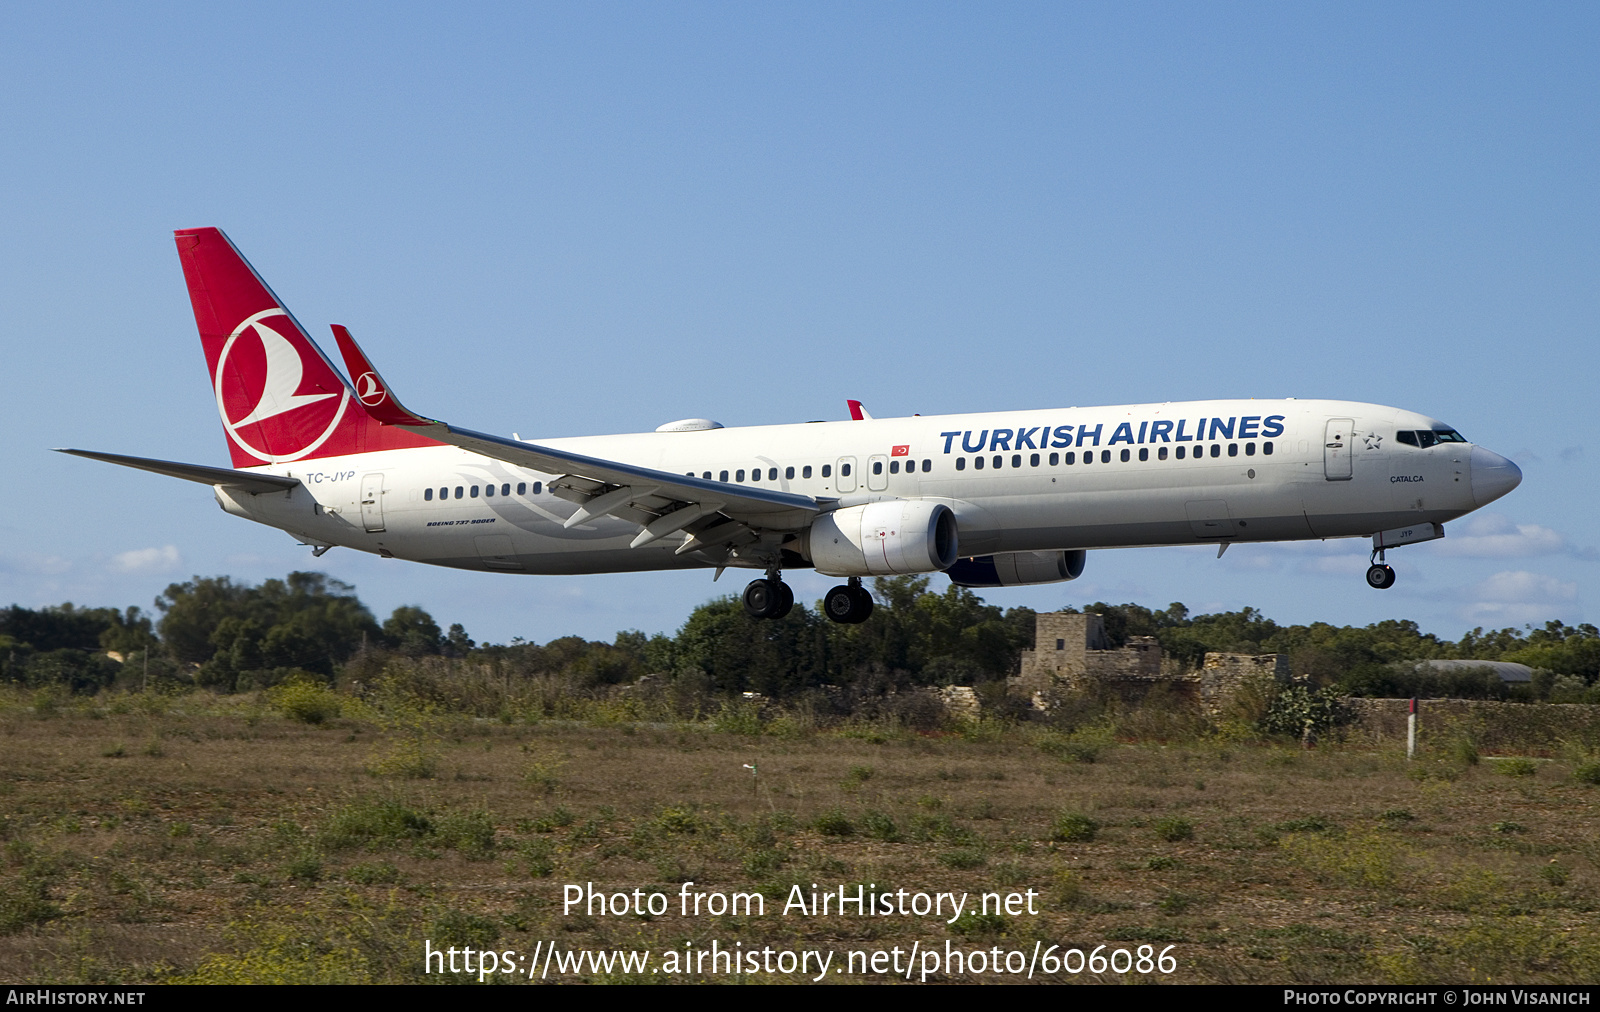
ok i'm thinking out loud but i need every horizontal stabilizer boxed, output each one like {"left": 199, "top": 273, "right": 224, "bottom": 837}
{"left": 56, "top": 449, "right": 301, "bottom": 494}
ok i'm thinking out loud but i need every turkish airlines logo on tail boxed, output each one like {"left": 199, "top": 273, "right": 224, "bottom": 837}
{"left": 214, "top": 309, "right": 350, "bottom": 462}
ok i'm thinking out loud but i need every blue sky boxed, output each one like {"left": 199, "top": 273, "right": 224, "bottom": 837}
{"left": 2, "top": 3, "right": 1595, "bottom": 645}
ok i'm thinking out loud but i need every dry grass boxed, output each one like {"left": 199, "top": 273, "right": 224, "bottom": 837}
{"left": 0, "top": 689, "right": 1597, "bottom": 984}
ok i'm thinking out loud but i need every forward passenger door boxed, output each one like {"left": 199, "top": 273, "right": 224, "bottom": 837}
{"left": 1324, "top": 418, "right": 1353, "bottom": 481}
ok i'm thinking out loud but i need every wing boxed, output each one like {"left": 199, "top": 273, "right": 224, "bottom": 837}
{"left": 56, "top": 448, "right": 302, "bottom": 495}
{"left": 329, "top": 326, "right": 827, "bottom": 558}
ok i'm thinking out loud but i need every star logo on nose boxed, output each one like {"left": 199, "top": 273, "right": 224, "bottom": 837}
{"left": 1363, "top": 433, "right": 1383, "bottom": 450}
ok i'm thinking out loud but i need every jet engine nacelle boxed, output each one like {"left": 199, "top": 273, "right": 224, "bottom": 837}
{"left": 806, "top": 500, "right": 960, "bottom": 577}
{"left": 946, "top": 550, "right": 1087, "bottom": 587}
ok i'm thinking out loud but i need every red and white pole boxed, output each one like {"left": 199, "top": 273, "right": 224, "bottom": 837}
{"left": 1407, "top": 697, "right": 1417, "bottom": 760}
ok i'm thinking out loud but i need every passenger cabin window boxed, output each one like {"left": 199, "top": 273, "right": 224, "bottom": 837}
{"left": 1120, "top": 449, "right": 1130, "bottom": 462}
{"left": 768, "top": 467, "right": 777, "bottom": 481}
{"left": 736, "top": 469, "right": 745, "bottom": 482}
{"left": 1138, "top": 448, "right": 1148, "bottom": 461}
{"left": 841, "top": 463, "right": 852, "bottom": 476}
{"left": 1158, "top": 447, "right": 1168, "bottom": 460}
{"left": 974, "top": 456, "right": 985, "bottom": 470}
{"left": 802, "top": 465, "right": 812, "bottom": 478}
{"left": 470, "top": 485, "right": 479, "bottom": 497}
{"left": 1228, "top": 443, "right": 1238, "bottom": 457}
{"left": 1175, "top": 447, "right": 1185, "bottom": 460}
{"left": 821, "top": 465, "right": 831, "bottom": 478}
{"left": 485, "top": 484, "right": 495, "bottom": 497}
{"left": 785, "top": 466, "right": 795, "bottom": 479}
{"left": 1100, "top": 450, "right": 1111, "bottom": 463}
{"left": 517, "top": 482, "right": 527, "bottom": 495}
{"left": 719, "top": 470, "right": 729, "bottom": 482}
{"left": 956, "top": 458, "right": 966, "bottom": 470}
{"left": 992, "top": 455, "right": 1002, "bottom": 469}
{"left": 1262, "top": 443, "right": 1273, "bottom": 456}
{"left": 1065, "top": 451, "right": 1076, "bottom": 464}
{"left": 455, "top": 486, "right": 464, "bottom": 499}
{"left": 873, "top": 460, "right": 883, "bottom": 475}
{"left": 424, "top": 488, "right": 433, "bottom": 501}
{"left": 889, "top": 460, "right": 899, "bottom": 474}
{"left": 1048, "top": 452, "right": 1059, "bottom": 465}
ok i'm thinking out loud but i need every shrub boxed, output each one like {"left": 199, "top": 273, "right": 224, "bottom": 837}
{"left": 861, "top": 810, "right": 901, "bottom": 842}
{"left": 1153, "top": 817, "right": 1194, "bottom": 842}
{"left": 1259, "top": 686, "right": 1352, "bottom": 740}
{"left": 269, "top": 678, "right": 343, "bottom": 725}
{"left": 814, "top": 809, "right": 854, "bottom": 837}
{"left": 1050, "top": 812, "right": 1099, "bottom": 843}
{"left": 654, "top": 806, "right": 703, "bottom": 835}
{"left": 284, "top": 854, "right": 322, "bottom": 883}
{"left": 432, "top": 810, "right": 497, "bottom": 860}
{"left": 939, "top": 848, "right": 987, "bottom": 870}
{"left": 1574, "top": 761, "right": 1600, "bottom": 786}
{"left": 321, "top": 798, "right": 433, "bottom": 851}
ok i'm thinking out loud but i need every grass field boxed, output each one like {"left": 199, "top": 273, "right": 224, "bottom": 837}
{"left": 1, "top": 688, "right": 1597, "bottom": 984}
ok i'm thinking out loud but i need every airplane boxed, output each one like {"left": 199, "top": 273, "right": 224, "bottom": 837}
{"left": 60, "top": 228, "right": 1523, "bottom": 625}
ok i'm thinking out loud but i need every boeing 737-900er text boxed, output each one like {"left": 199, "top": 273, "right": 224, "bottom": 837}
{"left": 60, "top": 228, "right": 1523, "bottom": 624}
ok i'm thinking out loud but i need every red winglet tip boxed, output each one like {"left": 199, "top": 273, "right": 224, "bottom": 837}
{"left": 847, "top": 399, "right": 865, "bottom": 421}
{"left": 330, "top": 325, "right": 432, "bottom": 427}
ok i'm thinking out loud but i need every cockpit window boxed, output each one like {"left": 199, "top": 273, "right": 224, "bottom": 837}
{"left": 1399, "top": 428, "right": 1467, "bottom": 448}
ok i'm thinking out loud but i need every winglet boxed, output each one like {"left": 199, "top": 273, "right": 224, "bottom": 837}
{"left": 847, "top": 399, "right": 873, "bottom": 421}
{"left": 329, "top": 325, "right": 435, "bottom": 427}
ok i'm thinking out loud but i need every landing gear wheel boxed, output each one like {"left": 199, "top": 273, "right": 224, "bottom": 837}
{"left": 743, "top": 579, "right": 778, "bottom": 619}
{"left": 824, "top": 584, "right": 874, "bottom": 624}
{"left": 770, "top": 580, "right": 794, "bottom": 620}
{"left": 848, "top": 585, "right": 874, "bottom": 623}
{"left": 743, "top": 578, "right": 795, "bottom": 620}
{"left": 824, "top": 585, "right": 857, "bottom": 623}
{"left": 1366, "top": 564, "right": 1396, "bottom": 589}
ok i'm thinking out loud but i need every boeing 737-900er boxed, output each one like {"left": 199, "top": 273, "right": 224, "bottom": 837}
{"left": 60, "top": 228, "right": 1523, "bottom": 624}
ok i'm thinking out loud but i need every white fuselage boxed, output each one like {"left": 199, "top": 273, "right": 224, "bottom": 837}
{"left": 214, "top": 398, "right": 1506, "bottom": 576}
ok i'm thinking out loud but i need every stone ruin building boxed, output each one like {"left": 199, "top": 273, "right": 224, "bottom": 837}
{"left": 1009, "top": 611, "right": 1288, "bottom": 716}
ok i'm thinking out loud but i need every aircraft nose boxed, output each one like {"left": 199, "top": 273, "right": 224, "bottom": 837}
{"left": 1470, "top": 446, "right": 1522, "bottom": 507}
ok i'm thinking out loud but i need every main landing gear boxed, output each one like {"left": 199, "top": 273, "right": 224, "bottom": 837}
{"left": 742, "top": 574, "right": 873, "bottom": 623}
{"left": 823, "top": 577, "right": 874, "bottom": 625}
{"left": 742, "top": 573, "right": 794, "bottom": 620}
{"left": 1366, "top": 548, "right": 1397, "bottom": 590}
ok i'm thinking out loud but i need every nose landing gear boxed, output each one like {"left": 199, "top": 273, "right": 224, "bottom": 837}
{"left": 1366, "top": 547, "right": 1396, "bottom": 589}
{"left": 823, "top": 577, "right": 874, "bottom": 624}
{"left": 742, "top": 572, "right": 794, "bottom": 620}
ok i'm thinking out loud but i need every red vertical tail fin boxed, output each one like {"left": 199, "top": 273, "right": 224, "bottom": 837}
{"left": 174, "top": 228, "right": 435, "bottom": 465}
